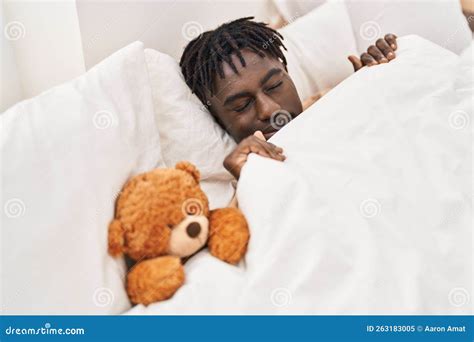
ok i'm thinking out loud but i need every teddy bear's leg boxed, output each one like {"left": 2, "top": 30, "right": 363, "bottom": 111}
{"left": 208, "top": 207, "right": 250, "bottom": 264}
{"left": 126, "top": 256, "right": 184, "bottom": 305}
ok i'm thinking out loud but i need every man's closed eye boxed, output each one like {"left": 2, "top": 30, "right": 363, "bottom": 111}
{"left": 266, "top": 81, "right": 283, "bottom": 92}
{"left": 234, "top": 99, "right": 254, "bottom": 113}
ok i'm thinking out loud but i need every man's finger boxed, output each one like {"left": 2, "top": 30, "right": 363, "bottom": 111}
{"left": 376, "top": 38, "right": 395, "bottom": 60}
{"left": 360, "top": 52, "right": 377, "bottom": 67}
{"left": 248, "top": 139, "right": 285, "bottom": 161}
{"left": 384, "top": 33, "right": 397, "bottom": 50}
{"left": 259, "top": 140, "right": 286, "bottom": 161}
{"left": 348, "top": 55, "right": 363, "bottom": 71}
{"left": 271, "top": 145, "right": 284, "bottom": 153}
{"left": 269, "top": 147, "right": 286, "bottom": 160}
{"left": 266, "top": 141, "right": 284, "bottom": 152}
{"left": 367, "top": 45, "right": 388, "bottom": 63}
{"left": 253, "top": 130, "right": 266, "bottom": 141}
{"left": 248, "top": 143, "right": 273, "bottom": 159}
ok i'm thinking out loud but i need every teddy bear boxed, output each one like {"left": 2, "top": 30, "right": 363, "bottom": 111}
{"left": 108, "top": 161, "right": 250, "bottom": 305}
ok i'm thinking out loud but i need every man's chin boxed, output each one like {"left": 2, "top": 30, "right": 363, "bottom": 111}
{"left": 263, "top": 131, "right": 277, "bottom": 140}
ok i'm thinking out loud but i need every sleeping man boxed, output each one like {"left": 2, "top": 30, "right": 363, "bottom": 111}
{"left": 180, "top": 17, "right": 397, "bottom": 180}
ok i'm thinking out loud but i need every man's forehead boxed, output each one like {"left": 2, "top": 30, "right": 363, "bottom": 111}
{"left": 212, "top": 49, "right": 283, "bottom": 99}
{"left": 220, "top": 49, "right": 277, "bottom": 78}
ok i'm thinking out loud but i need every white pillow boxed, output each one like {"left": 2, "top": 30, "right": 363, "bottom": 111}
{"left": 272, "top": 0, "right": 472, "bottom": 55}
{"left": 144, "top": 49, "right": 237, "bottom": 209}
{"left": 347, "top": 0, "right": 472, "bottom": 54}
{"left": 1, "top": 42, "right": 162, "bottom": 314}
{"left": 272, "top": 0, "right": 325, "bottom": 24}
{"left": 346, "top": 0, "right": 471, "bottom": 55}
{"left": 280, "top": 0, "right": 358, "bottom": 100}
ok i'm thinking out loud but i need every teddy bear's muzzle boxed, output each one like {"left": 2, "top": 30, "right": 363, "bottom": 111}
{"left": 167, "top": 215, "right": 209, "bottom": 258}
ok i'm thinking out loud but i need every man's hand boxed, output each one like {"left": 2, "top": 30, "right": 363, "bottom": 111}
{"left": 348, "top": 34, "right": 398, "bottom": 72}
{"left": 224, "top": 131, "right": 286, "bottom": 179}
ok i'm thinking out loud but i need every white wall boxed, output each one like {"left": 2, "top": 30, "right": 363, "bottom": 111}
{"left": 1, "top": 4, "right": 23, "bottom": 112}
{"left": 76, "top": 0, "right": 274, "bottom": 68}
{"left": 1, "top": 0, "right": 276, "bottom": 112}
{"left": 2, "top": 0, "right": 85, "bottom": 112}
{"left": 2, "top": 0, "right": 471, "bottom": 113}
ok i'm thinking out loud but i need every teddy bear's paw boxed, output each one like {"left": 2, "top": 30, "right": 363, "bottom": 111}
{"left": 126, "top": 256, "right": 184, "bottom": 305}
{"left": 208, "top": 208, "right": 250, "bottom": 265}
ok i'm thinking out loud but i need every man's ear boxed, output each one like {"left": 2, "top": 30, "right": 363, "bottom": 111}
{"left": 108, "top": 219, "right": 124, "bottom": 257}
{"left": 175, "top": 161, "right": 200, "bottom": 183}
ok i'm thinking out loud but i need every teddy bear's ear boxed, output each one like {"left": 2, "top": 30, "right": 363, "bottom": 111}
{"left": 108, "top": 219, "right": 124, "bottom": 257}
{"left": 175, "top": 161, "right": 200, "bottom": 183}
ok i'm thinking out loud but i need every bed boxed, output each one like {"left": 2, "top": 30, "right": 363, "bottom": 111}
{"left": 125, "top": 36, "right": 473, "bottom": 315}
{"left": 1, "top": 2, "right": 472, "bottom": 315}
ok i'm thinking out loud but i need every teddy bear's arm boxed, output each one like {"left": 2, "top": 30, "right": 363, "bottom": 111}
{"left": 127, "top": 256, "right": 185, "bottom": 305}
{"left": 208, "top": 207, "right": 250, "bottom": 264}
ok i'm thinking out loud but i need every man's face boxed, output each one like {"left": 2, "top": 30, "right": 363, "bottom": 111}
{"left": 206, "top": 49, "right": 303, "bottom": 143}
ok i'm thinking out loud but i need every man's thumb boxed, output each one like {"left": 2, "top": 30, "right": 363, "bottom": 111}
{"left": 253, "top": 130, "right": 266, "bottom": 141}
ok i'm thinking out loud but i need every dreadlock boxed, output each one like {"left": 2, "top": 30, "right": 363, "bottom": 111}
{"left": 179, "top": 17, "right": 287, "bottom": 106}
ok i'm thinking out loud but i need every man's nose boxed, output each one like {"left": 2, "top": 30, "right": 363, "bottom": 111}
{"left": 256, "top": 94, "right": 281, "bottom": 122}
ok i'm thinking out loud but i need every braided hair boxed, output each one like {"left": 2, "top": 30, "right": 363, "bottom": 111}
{"left": 179, "top": 17, "right": 287, "bottom": 106}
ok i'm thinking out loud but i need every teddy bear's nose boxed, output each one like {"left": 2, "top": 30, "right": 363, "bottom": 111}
{"left": 186, "top": 222, "right": 201, "bottom": 238}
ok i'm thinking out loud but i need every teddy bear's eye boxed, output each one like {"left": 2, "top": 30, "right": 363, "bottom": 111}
{"left": 181, "top": 198, "right": 203, "bottom": 216}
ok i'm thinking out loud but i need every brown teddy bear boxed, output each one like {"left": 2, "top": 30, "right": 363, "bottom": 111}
{"left": 108, "top": 161, "right": 250, "bottom": 305}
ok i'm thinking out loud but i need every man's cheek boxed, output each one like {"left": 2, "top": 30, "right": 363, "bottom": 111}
{"left": 235, "top": 123, "right": 255, "bottom": 142}
{"left": 224, "top": 120, "right": 244, "bottom": 141}
{"left": 286, "top": 92, "right": 303, "bottom": 114}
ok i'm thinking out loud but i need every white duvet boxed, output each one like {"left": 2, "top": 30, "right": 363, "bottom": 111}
{"left": 126, "top": 36, "right": 473, "bottom": 315}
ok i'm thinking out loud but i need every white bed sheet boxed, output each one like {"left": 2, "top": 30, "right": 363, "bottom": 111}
{"left": 126, "top": 36, "right": 473, "bottom": 315}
